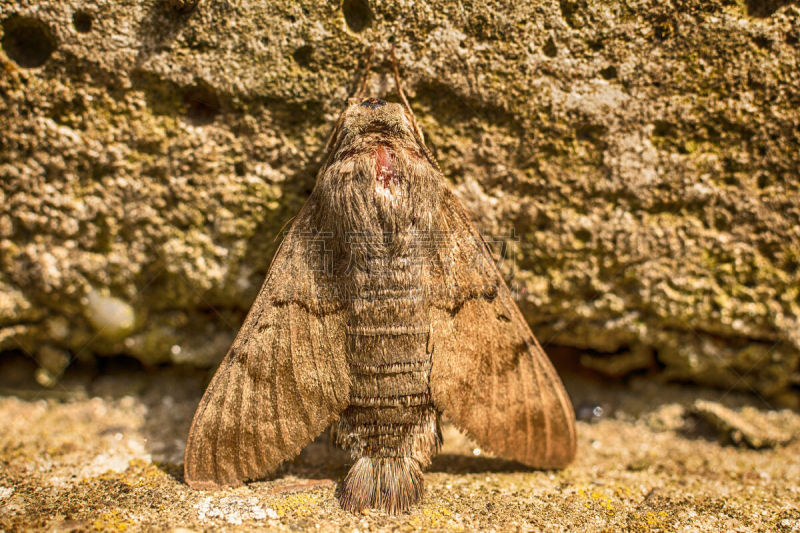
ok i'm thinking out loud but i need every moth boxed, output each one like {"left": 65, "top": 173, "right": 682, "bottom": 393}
{"left": 184, "top": 49, "right": 577, "bottom": 514}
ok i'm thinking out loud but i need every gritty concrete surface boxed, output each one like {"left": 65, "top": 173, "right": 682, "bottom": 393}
{"left": 1, "top": 354, "right": 799, "bottom": 532}
{"left": 1, "top": 0, "right": 799, "bottom": 398}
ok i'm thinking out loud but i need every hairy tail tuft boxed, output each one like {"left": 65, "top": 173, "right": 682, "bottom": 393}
{"left": 338, "top": 456, "right": 423, "bottom": 514}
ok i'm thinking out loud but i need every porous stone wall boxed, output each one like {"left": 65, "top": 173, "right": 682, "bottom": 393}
{"left": 1, "top": 0, "right": 798, "bottom": 398}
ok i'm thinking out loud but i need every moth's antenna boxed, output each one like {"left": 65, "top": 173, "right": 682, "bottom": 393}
{"left": 353, "top": 46, "right": 375, "bottom": 101}
{"left": 390, "top": 44, "right": 442, "bottom": 172}
{"left": 390, "top": 44, "right": 424, "bottom": 142}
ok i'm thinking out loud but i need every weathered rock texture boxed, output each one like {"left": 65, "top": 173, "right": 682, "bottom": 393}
{"left": 1, "top": 0, "right": 799, "bottom": 397}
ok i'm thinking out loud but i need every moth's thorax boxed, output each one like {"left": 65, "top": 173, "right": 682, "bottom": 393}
{"left": 314, "top": 99, "right": 443, "bottom": 271}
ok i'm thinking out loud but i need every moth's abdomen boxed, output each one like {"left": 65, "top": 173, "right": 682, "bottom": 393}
{"left": 336, "top": 295, "right": 441, "bottom": 513}
{"left": 339, "top": 326, "right": 438, "bottom": 460}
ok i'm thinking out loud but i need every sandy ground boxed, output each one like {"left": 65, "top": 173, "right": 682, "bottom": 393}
{"left": 1, "top": 355, "right": 799, "bottom": 532}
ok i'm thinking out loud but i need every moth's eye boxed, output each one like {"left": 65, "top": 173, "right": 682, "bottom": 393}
{"left": 360, "top": 98, "right": 386, "bottom": 109}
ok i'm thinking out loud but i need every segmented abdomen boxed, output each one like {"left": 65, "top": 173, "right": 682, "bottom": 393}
{"left": 336, "top": 289, "right": 441, "bottom": 466}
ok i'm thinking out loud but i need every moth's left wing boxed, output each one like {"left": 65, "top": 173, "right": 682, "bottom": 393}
{"left": 184, "top": 196, "right": 350, "bottom": 489}
{"left": 429, "top": 189, "right": 576, "bottom": 469}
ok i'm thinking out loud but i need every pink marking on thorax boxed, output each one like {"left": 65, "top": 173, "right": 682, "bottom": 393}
{"left": 375, "top": 145, "right": 395, "bottom": 188}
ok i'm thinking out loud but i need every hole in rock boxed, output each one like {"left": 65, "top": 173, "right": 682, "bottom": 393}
{"left": 72, "top": 10, "right": 93, "bottom": 33}
{"left": 343, "top": 0, "right": 372, "bottom": 33}
{"left": 183, "top": 83, "right": 220, "bottom": 125}
{"left": 1, "top": 15, "right": 57, "bottom": 68}
{"left": 293, "top": 45, "right": 314, "bottom": 68}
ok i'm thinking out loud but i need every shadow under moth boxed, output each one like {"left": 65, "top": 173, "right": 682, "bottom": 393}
{"left": 184, "top": 49, "right": 577, "bottom": 514}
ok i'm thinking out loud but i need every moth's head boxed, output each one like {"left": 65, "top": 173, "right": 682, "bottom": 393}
{"left": 339, "top": 97, "right": 420, "bottom": 142}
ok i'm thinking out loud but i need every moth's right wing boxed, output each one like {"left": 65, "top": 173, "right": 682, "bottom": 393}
{"left": 428, "top": 188, "right": 576, "bottom": 469}
{"left": 184, "top": 195, "right": 350, "bottom": 489}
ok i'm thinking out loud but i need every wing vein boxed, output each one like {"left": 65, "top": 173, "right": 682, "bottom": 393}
{"left": 270, "top": 321, "right": 288, "bottom": 454}
{"left": 250, "top": 327, "right": 268, "bottom": 476}
{"left": 515, "top": 303, "right": 535, "bottom": 462}
{"left": 289, "top": 306, "right": 314, "bottom": 436}
{"left": 529, "top": 330, "right": 549, "bottom": 463}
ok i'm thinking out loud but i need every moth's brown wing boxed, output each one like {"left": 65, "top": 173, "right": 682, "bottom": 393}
{"left": 184, "top": 197, "right": 350, "bottom": 489}
{"left": 429, "top": 189, "right": 576, "bottom": 469}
